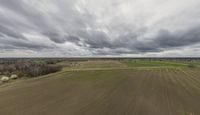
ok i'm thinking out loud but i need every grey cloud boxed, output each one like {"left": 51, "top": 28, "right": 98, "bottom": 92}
{"left": 82, "top": 25, "right": 200, "bottom": 55}
{"left": 67, "top": 35, "right": 81, "bottom": 44}
{"left": 78, "top": 30, "right": 112, "bottom": 48}
{"left": 155, "top": 26, "right": 200, "bottom": 48}
{"left": 0, "top": 0, "right": 200, "bottom": 56}
{"left": 42, "top": 32, "right": 65, "bottom": 43}
{"left": 0, "top": 37, "right": 56, "bottom": 50}
{"left": 43, "top": 31, "right": 81, "bottom": 44}
{"left": 0, "top": 0, "right": 49, "bottom": 28}
{"left": 0, "top": 0, "right": 60, "bottom": 38}
{"left": 0, "top": 0, "right": 94, "bottom": 44}
{"left": 0, "top": 24, "right": 26, "bottom": 39}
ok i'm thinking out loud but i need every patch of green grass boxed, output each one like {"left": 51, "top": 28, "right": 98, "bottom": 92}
{"left": 122, "top": 60, "right": 188, "bottom": 68}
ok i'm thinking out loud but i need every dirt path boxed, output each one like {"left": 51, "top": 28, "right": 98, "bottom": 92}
{"left": 0, "top": 69, "right": 199, "bottom": 115}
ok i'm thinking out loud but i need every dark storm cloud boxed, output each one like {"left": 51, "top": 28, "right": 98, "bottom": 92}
{"left": 83, "top": 25, "right": 200, "bottom": 55}
{"left": 156, "top": 27, "right": 200, "bottom": 48}
{"left": 77, "top": 28, "right": 156, "bottom": 54}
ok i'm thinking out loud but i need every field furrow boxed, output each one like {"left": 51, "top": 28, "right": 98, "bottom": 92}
{"left": 0, "top": 68, "right": 200, "bottom": 115}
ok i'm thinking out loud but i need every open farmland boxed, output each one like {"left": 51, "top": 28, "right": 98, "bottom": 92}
{"left": 0, "top": 59, "right": 200, "bottom": 115}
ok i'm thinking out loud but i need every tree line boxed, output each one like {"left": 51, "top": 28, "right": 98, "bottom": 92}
{"left": 0, "top": 60, "right": 62, "bottom": 77}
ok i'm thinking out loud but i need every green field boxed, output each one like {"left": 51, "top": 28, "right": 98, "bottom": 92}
{"left": 122, "top": 60, "right": 190, "bottom": 67}
{"left": 0, "top": 60, "right": 200, "bottom": 115}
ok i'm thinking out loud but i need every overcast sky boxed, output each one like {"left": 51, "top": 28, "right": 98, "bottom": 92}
{"left": 0, "top": 0, "right": 200, "bottom": 57}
